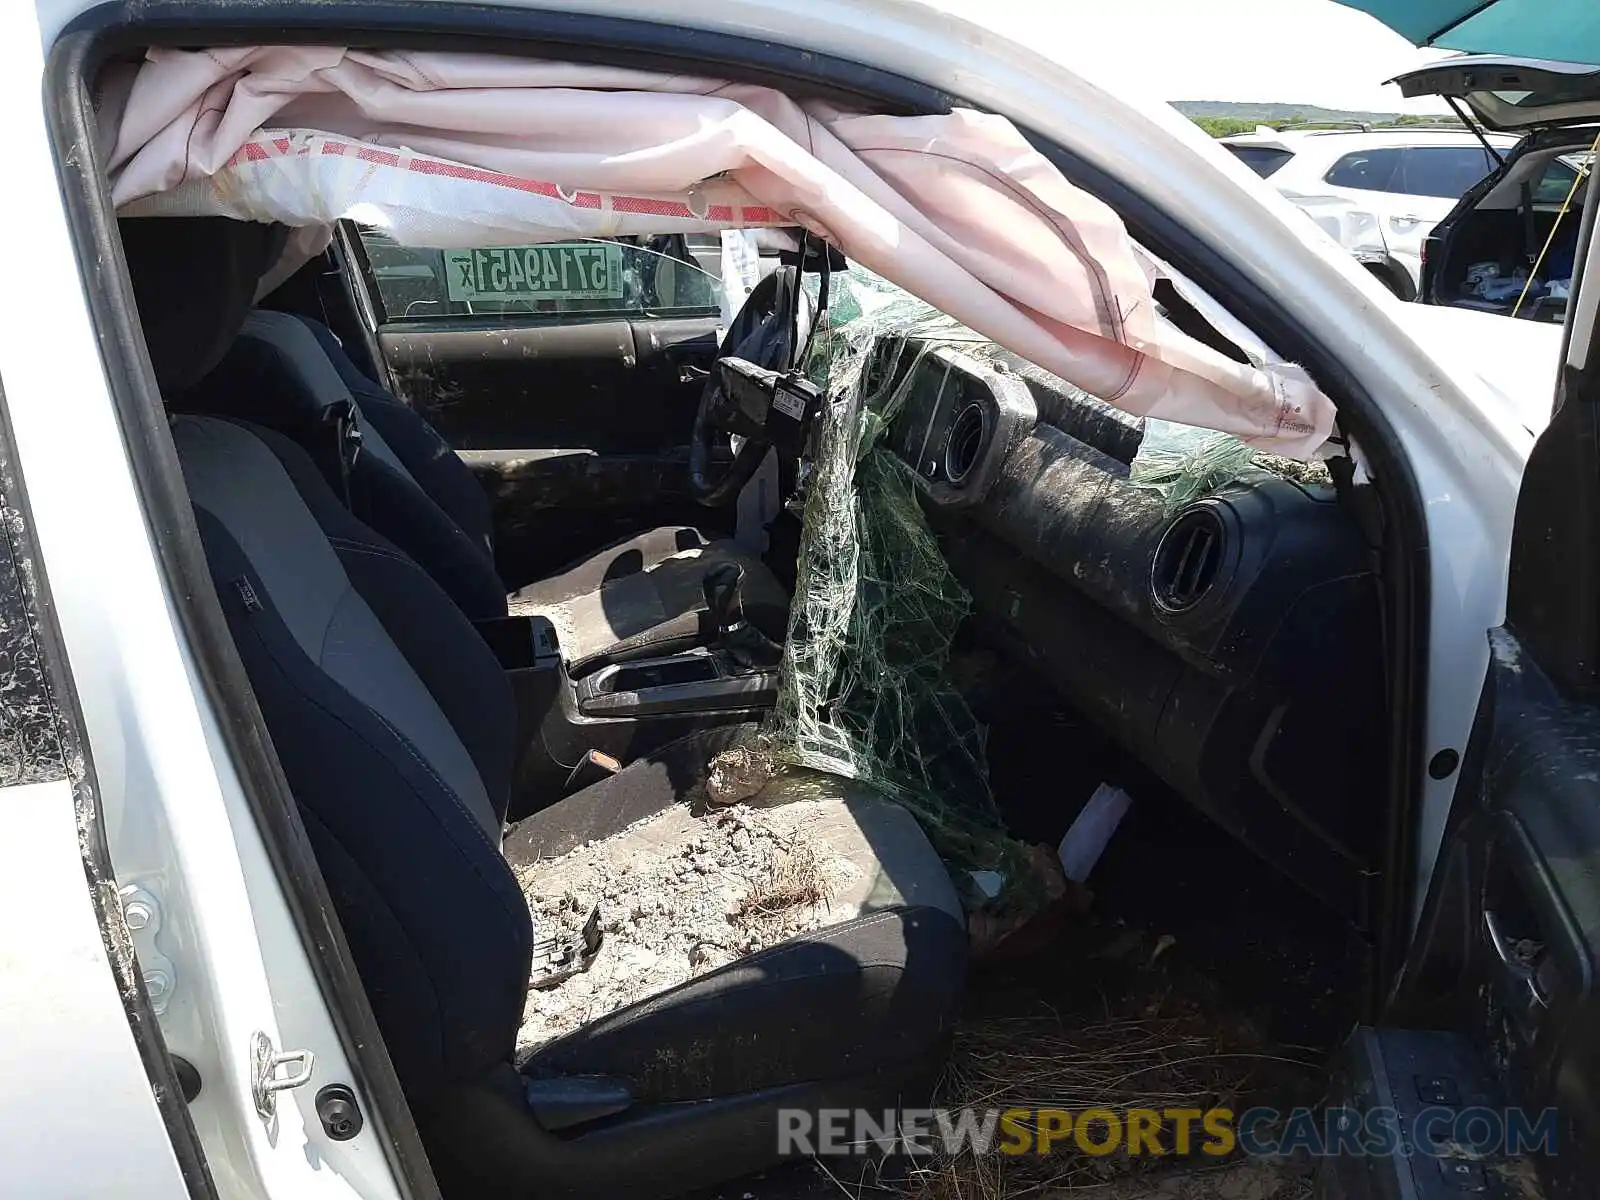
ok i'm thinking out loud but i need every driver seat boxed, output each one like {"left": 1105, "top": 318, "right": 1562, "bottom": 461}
{"left": 164, "top": 264, "right": 788, "bottom": 666}
{"left": 503, "top": 523, "right": 788, "bottom": 669}
{"left": 174, "top": 411, "right": 965, "bottom": 1197}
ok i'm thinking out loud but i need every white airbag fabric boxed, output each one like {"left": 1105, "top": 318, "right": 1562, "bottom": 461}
{"left": 108, "top": 48, "right": 1333, "bottom": 454}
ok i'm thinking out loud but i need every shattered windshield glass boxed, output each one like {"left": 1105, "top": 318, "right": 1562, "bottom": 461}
{"left": 749, "top": 267, "right": 1044, "bottom": 915}
{"left": 739, "top": 264, "right": 1325, "bottom": 918}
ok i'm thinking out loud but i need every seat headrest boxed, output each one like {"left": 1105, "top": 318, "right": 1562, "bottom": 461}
{"left": 120, "top": 217, "right": 288, "bottom": 393}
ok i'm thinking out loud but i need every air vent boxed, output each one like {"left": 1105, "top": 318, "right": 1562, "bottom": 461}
{"left": 944, "top": 402, "right": 987, "bottom": 485}
{"left": 1152, "top": 509, "right": 1227, "bottom": 613}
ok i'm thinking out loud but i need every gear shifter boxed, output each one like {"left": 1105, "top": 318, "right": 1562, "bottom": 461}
{"left": 702, "top": 562, "right": 782, "bottom": 671}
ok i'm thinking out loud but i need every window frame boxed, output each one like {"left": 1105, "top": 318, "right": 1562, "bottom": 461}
{"left": 47, "top": 0, "right": 1437, "bottom": 1136}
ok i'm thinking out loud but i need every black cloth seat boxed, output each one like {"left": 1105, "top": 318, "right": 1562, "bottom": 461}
{"left": 179, "top": 303, "right": 791, "bottom": 663}
{"left": 510, "top": 735, "right": 966, "bottom": 1103}
{"left": 126, "top": 216, "right": 965, "bottom": 1199}
{"left": 173, "top": 412, "right": 965, "bottom": 1198}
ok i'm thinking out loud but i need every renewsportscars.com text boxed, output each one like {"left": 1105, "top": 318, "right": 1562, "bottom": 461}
{"left": 777, "top": 1106, "right": 1559, "bottom": 1159}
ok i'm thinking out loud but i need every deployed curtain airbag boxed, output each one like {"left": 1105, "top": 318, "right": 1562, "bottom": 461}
{"left": 108, "top": 47, "right": 1334, "bottom": 455}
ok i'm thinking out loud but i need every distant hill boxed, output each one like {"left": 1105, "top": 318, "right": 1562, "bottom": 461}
{"left": 1171, "top": 100, "right": 1407, "bottom": 124}
{"left": 1171, "top": 100, "right": 1464, "bottom": 139}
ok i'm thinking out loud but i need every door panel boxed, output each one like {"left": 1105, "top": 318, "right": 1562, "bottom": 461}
{"left": 1390, "top": 172, "right": 1600, "bottom": 1199}
{"left": 348, "top": 226, "right": 730, "bottom": 584}
{"left": 376, "top": 318, "right": 717, "bottom": 451}
{"left": 1477, "top": 650, "right": 1600, "bottom": 1200}
{"left": 1396, "top": 639, "right": 1600, "bottom": 1196}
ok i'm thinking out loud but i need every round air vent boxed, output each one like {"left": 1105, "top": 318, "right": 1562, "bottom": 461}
{"left": 944, "top": 402, "right": 988, "bottom": 486}
{"left": 1151, "top": 508, "right": 1228, "bottom": 614}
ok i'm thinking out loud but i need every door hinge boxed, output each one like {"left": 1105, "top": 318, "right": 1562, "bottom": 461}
{"left": 119, "top": 884, "right": 177, "bottom": 1017}
{"left": 250, "top": 1031, "right": 315, "bottom": 1122}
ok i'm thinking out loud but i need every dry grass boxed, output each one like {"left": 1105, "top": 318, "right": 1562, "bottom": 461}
{"left": 839, "top": 1154, "right": 1313, "bottom": 1200}
{"left": 735, "top": 837, "right": 829, "bottom": 921}
{"left": 812, "top": 993, "right": 1321, "bottom": 1200}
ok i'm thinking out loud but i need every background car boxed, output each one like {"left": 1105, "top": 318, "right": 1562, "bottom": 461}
{"left": 1391, "top": 55, "right": 1600, "bottom": 323}
{"left": 1221, "top": 125, "right": 1514, "bottom": 298}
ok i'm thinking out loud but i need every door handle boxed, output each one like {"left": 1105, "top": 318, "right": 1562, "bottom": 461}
{"left": 1483, "top": 908, "right": 1550, "bottom": 1012}
{"left": 662, "top": 338, "right": 717, "bottom": 384}
{"left": 662, "top": 336, "right": 719, "bottom": 361}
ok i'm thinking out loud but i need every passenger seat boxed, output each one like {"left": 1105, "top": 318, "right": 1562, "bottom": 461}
{"left": 179, "top": 302, "right": 789, "bottom": 665}
{"left": 121, "top": 216, "right": 966, "bottom": 1197}
{"left": 173, "top": 411, "right": 965, "bottom": 1196}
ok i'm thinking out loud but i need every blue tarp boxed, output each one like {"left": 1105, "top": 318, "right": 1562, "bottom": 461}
{"left": 1339, "top": 0, "right": 1600, "bottom": 66}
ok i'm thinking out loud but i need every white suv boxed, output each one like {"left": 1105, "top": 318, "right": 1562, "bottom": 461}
{"left": 1221, "top": 126, "right": 1516, "bottom": 298}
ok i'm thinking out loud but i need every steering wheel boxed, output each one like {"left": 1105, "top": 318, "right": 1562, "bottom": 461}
{"left": 690, "top": 266, "right": 815, "bottom": 506}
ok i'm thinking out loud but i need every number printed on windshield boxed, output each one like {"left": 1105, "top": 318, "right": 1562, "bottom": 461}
{"left": 445, "top": 242, "right": 624, "bottom": 302}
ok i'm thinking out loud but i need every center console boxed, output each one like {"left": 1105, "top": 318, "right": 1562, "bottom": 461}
{"left": 476, "top": 563, "right": 782, "bottom": 819}
{"left": 573, "top": 653, "right": 778, "bottom": 718}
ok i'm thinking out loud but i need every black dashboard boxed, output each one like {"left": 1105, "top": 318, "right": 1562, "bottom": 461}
{"left": 867, "top": 336, "right": 1386, "bottom": 922}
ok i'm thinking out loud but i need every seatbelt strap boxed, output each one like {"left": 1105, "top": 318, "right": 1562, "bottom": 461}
{"left": 733, "top": 446, "right": 780, "bottom": 554}
{"left": 1521, "top": 180, "right": 1538, "bottom": 272}
{"left": 799, "top": 239, "right": 831, "bottom": 369}
{"left": 788, "top": 231, "right": 810, "bottom": 365}
{"left": 788, "top": 232, "right": 832, "bottom": 373}
{"left": 314, "top": 399, "right": 364, "bottom": 512}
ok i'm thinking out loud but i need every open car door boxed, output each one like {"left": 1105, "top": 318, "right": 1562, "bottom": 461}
{"left": 1324, "top": 157, "right": 1600, "bottom": 1200}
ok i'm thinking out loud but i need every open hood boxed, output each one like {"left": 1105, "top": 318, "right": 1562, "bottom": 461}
{"left": 1390, "top": 56, "right": 1600, "bottom": 132}
{"left": 1337, "top": 2, "right": 1600, "bottom": 67}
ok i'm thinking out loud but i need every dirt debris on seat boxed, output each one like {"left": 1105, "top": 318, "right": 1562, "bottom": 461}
{"left": 707, "top": 745, "right": 779, "bottom": 807}
{"left": 514, "top": 800, "right": 857, "bottom": 1056}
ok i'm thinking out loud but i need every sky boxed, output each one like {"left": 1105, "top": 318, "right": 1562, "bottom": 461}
{"left": 932, "top": 0, "right": 1451, "bottom": 113}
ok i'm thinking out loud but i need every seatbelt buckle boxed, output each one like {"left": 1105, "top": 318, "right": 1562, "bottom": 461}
{"left": 313, "top": 399, "right": 364, "bottom": 509}
{"left": 327, "top": 398, "right": 364, "bottom": 470}
{"left": 529, "top": 904, "right": 603, "bottom": 990}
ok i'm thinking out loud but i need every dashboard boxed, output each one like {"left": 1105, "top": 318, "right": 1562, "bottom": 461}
{"left": 866, "top": 335, "right": 1387, "bottom": 922}
{"left": 874, "top": 341, "right": 1037, "bottom": 505}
